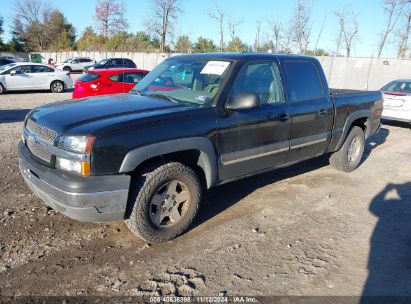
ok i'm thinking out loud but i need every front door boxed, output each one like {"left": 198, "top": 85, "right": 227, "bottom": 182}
{"left": 4, "top": 65, "right": 33, "bottom": 90}
{"left": 217, "top": 60, "right": 291, "bottom": 181}
{"left": 282, "top": 60, "right": 334, "bottom": 162}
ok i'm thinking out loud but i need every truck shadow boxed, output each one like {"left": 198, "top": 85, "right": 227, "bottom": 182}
{"left": 362, "top": 127, "right": 389, "bottom": 162}
{"left": 192, "top": 129, "right": 389, "bottom": 233}
{"left": 0, "top": 109, "right": 31, "bottom": 123}
{"left": 361, "top": 182, "right": 411, "bottom": 302}
{"left": 193, "top": 154, "right": 330, "bottom": 230}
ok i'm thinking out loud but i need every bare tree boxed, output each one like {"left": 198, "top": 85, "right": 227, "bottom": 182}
{"left": 335, "top": 8, "right": 359, "bottom": 57}
{"left": 292, "top": 0, "right": 313, "bottom": 54}
{"left": 378, "top": 0, "right": 407, "bottom": 58}
{"left": 228, "top": 17, "right": 243, "bottom": 41}
{"left": 94, "top": 0, "right": 128, "bottom": 38}
{"left": 147, "top": 0, "right": 181, "bottom": 52}
{"left": 207, "top": 1, "right": 225, "bottom": 52}
{"left": 314, "top": 16, "right": 327, "bottom": 55}
{"left": 397, "top": 2, "right": 411, "bottom": 58}
{"left": 254, "top": 20, "right": 261, "bottom": 51}
{"left": 12, "top": 0, "right": 51, "bottom": 50}
{"left": 267, "top": 18, "right": 284, "bottom": 52}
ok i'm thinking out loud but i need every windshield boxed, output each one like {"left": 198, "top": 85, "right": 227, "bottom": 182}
{"left": 62, "top": 58, "right": 73, "bottom": 63}
{"left": 0, "top": 63, "right": 16, "bottom": 72}
{"left": 381, "top": 81, "right": 411, "bottom": 94}
{"left": 131, "top": 59, "right": 231, "bottom": 106}
{"left": 98, "top": 59, "right": 108, "bottom": 65}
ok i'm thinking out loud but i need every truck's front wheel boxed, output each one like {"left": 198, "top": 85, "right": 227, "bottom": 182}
{"left": 330, "top": 126, "right": 365, "bottom": 172}
{"left": 126, "top": 161, "right": 201, "bottom": 243}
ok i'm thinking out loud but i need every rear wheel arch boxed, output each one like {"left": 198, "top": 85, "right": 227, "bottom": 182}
{"left": 335, "top": 111, "right": 371, "bottom": 151}
{"left": 120, "top": 137, "right": 218, "bottom": 189}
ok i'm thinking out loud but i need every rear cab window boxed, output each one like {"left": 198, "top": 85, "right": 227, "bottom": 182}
{"left": 284, "top": 61, "right": 324, "bottom": 102}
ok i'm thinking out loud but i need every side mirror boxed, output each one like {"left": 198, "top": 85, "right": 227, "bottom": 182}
{"left": 226, "top": 93, "right": 261, "bottom": 110}
{"left": 10, "top": 70, "right": 17, "bottom": 76}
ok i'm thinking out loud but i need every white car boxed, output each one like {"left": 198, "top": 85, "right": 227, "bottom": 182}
{"left": 0, "top": 63, "right": 73, "bottom": 94}
{"left": 381, "top": 79, "right": 411, "bottom": 123}
{"left": 56, "top": 57, "right": 95, "bottom": 72}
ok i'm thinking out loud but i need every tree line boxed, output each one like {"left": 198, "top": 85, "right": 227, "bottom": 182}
{"left": 0, "top": 0, "right": 410, "bottom": 58}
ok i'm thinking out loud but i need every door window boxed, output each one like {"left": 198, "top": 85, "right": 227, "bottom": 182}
{"left": 31, "top": 65, "right": 54, "bottom": 73}
{"left": 230, "top": 61, "right": 284, "bottom": 104}
{"left": 284, "top": 61, "right": 324, "bottom": 102}
{"left": 10, "top": 65, "right": 31, "bottom": 74}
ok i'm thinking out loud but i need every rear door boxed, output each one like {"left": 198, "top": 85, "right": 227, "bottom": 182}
{"left": 30, "top": 65, "right": 55, "bottom": 89}
{"left": 217, "top": 60, "right": 291, "bottom": 181}
{"left": 282, "top": 60, "right": 334, "bottom": 162}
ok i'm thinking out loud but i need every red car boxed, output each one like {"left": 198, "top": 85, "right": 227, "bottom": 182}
{"left": 72, "top": 68, "right": 150, "bottom": 99}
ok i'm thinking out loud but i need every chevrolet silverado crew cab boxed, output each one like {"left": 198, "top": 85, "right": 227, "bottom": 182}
{"left": 19, "top": 53, "right": 383, "bottom": 243}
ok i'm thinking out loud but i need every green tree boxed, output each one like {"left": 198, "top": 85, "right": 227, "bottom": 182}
{"left": 304, "top": 48, "right": 329, "bottom": 56}
{"left": 76, "top": 26, "right": 106, "bottom": 51}
{"left": 225, "top": 37, "right": 247, "bottom": 52}
{"left": 0, "top": 15, "right": 5, "bottom": 51}
{"left": 175, "top": 35, "right": 192, "bottom": 53}
{"left": 131, "top": 31, "right": 157, "bottom": 52}
{"left": 104, "top": 31, "right": 132, "bottom": 51}
{"left": 44, "top": 10, "right": 76, "bottom": 51}
{"left": 193, "top": 37, "right": 217, "bottom": 53}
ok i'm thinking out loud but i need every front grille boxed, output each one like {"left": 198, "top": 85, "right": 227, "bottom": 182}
{"left": 25, "top": 119, "right": 57, "bottom": 164}
{"left": 26, "top": 119, "right": 57, "bottom": 145}
{"left": 26, "top": 137, "right": 53, "bottom": 163}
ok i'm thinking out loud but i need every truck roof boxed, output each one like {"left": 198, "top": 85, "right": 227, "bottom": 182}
{"left": 170, "top": 52, "right": 316, "bottom": 61}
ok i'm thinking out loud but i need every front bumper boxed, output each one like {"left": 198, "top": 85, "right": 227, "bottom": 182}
{"left": 18, "top": 141, "right": 130, "bottom": 222}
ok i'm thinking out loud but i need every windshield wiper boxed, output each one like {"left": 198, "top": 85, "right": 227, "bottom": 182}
{"left": 145, "top": 93, "right": 177, "bottom": 103}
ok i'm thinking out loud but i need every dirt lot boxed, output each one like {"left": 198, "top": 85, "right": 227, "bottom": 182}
{"left": 0, "top": 89, "right": 411, "bottom": 298}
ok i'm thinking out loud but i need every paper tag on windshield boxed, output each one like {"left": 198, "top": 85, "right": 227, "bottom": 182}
{"left": 201, "top": 61, "right": 230, "bottom": 75}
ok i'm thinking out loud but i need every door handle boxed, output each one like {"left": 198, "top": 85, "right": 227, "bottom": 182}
{"left": 318, "top": 108, "right": 328, "bottom": 117}
{"left": 278, "top": 113, "right": 290, "bottom": 122}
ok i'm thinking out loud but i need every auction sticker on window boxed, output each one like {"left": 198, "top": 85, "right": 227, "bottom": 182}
{"left": 201, "top": 61, "right": 230, "bottom": 75}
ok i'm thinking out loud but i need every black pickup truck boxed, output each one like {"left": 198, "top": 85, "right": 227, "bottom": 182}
{"left": 19, "top": 53, "right": 383, "bottom": 243}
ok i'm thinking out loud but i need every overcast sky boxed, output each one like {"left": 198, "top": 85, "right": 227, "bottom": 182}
{"left": 0, "top": 0, "right": 401, "bottom": 58}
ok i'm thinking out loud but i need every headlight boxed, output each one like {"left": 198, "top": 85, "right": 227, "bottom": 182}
{"left": 56, "top": 135, "right": 95, "bottom": 176}
{"left": 88, "top": 66, "right": 95, "bottom": 70}
{"left": 58, "top": 136, "right": 92, "bottom": 153}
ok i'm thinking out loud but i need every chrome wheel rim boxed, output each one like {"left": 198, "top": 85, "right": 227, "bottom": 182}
{"left": 149, "top": 180, "right": 190, "bottom": 228}
{"left": 52, "top": 82, "right": 63, "bottom": 92}
{"left": 348, "top": 136, "right": 361, "bottom": 163}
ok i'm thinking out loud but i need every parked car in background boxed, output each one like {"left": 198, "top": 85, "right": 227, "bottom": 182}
{"left": 381, "top": 79, "right": 411, "bottom": 123}
{"left": 72, "top": 68, "right": 149, "bottom": 99}
{"left": 83, "top": 58, "right": 136, "bottom": 72}
{"left": 0, "top": 62, "right": 73, "bottom": 94}
{"left": 56, "top": 57, "right": 95, "bottom": 72}
{"left": 0, "top": 58, "right": 16, "bottom": 67}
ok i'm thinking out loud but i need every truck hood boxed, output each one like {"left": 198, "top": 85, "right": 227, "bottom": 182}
{"left": 29, "top": 94, "right": 189, "bottom": 135}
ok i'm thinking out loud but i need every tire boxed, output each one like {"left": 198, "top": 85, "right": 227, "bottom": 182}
{"left": 126, "top": 161, "right": 201, "bottom": 243}
{"left": 62, "top": 66, "right": 71, "bottom": 72}
{"left": 330, "top": 126, "right": 365, "bottom": 172}
{"left": 50, "top": 80, "right": 64, "bottom": 93}
{"left": 0, "top": 83, "right": 5, "bottom": 95}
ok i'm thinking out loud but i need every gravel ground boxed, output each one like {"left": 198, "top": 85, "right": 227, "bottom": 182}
{"left": 0, "top": 89, "right": 411, "bottom": 297}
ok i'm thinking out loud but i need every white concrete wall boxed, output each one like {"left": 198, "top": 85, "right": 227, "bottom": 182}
{"left": 37, "top": 51, "right": 181, "bottom": 70}
{"left": 11, "top": 52, "right": 411, "bottom": 91}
